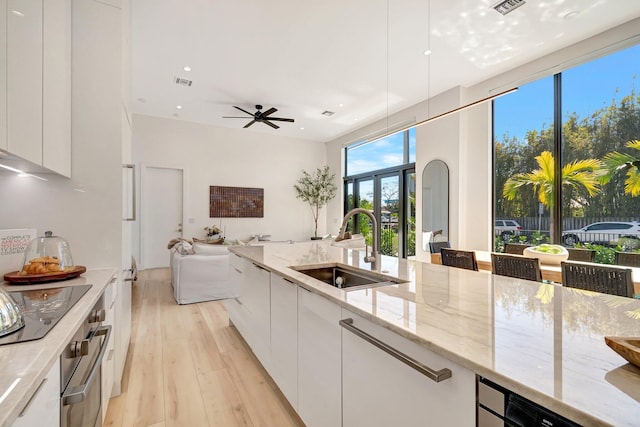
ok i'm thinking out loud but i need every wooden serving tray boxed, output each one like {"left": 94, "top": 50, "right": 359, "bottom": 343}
{"left": 3, "top": 266, "right": 86, "bottom": 285}
{"left": 605, "top": 336, "right": 640, "bottom": 369}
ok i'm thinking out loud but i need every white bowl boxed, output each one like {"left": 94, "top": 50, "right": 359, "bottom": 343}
{"left": 523, "top": 245, "right": 569, "bottom": 265}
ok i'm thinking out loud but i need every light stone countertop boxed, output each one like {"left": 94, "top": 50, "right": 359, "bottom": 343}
{"left": 230, "top": 241, "right": 640, "bottom": 427}
{"left": 0, "top": 268, "right": 117, "bottom": 427}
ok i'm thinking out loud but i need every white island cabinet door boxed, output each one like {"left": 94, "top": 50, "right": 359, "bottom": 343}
{"left": 243, "top": 261, "right": 271, "bottom": 370}
{"left": 270, "top": 273, "right": 298, "bottom": 409}
{"left": 341, "top": 309, "right": 475, "bottom": 427}
{"left": 12, "top": 359, "right": 60, "bottom": 427}
{"left": 298, "top": 287, "right": 342, "bottom": 427}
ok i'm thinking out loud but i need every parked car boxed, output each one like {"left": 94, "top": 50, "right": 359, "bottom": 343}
{"left": 495, "top": 219, "right": 522, "bottom": 240}
{"left": 562, "top": 221, "right": 640, "bottom": 246}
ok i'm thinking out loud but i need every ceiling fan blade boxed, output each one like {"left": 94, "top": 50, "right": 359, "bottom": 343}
{"left": 262, "top": 120, "right": 279, "bottom": 129}
{"left": 234, "top": 106, "right": 255, "bottom": 116}
{"left": 223, "top": 116, "right": 252, "bottom": 119}
{"left": 261, "top": 107, "right": 277, "bottom": 117}
{"left": 267, "top": 117, "right": 295, "bottom": 122}
{"left": 243, "top": 120, "right": 256, "bottom": 128}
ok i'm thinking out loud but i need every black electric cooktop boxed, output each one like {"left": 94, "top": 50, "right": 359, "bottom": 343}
{"left": 0, "top": 284, "right": 92, "bottom": 346}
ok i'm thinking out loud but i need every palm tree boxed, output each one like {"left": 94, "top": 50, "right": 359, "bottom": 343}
{"left": 602, "top": 140, "right": 640, "bottom": 196}
{"left": 503, "top": 151, "right": 603, "bottom": 240}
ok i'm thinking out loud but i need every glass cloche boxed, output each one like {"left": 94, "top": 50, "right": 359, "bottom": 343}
{"left": 20, "top": 231, "right": 75, "bottom": 275}
{"left": 0, "top": 288, "right": 24, "bottom": 337}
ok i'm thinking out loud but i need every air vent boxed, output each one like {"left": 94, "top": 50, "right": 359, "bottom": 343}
{"left": 174, "top": 76, "right": 193, "bottom": 87}
{"left": 492, "top": 0, "right": 525, "bottom": 15}
{"left": 322, "top": 110, "right": 335, "bottom": 117}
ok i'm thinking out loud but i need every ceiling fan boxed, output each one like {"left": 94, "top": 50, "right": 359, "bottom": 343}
{"left": 223, "top": 105, "right": 295, "bottom": 129}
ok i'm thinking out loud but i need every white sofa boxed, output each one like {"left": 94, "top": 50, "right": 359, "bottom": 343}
{"left": 169, "top": 242, "right": 237, "bottom": 304}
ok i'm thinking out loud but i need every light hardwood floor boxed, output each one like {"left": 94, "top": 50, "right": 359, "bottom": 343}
{"left": 104, "top": 268, "right": 304, "bottom": 427}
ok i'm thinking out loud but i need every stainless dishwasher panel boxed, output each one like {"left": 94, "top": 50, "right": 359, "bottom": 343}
{"left": 477, "top": 376, "right": 583, "bottom": 427}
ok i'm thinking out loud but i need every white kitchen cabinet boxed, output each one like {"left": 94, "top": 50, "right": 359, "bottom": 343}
{"left": 0, "top": 2, "right": 7, "bottom": 151}
{"left": 42, "top": 0, "right": 71, "bottom": 176}
{"left": 113, "top": 271, "right": 131, "bottom": 396}
{"left": 7, "top": 0, "right": 42, "bottom": 166}
{"left": 12, "top": 359, "right": 60, "bottom": 427}
{"left": 243, "top": 261, "right": 271, "bottom": 369}
{"left": 6, "top": 0, "right": 71, "bottom": 176}
{"left": 101, "top": 276, "right": 117, "bottom": 422}
{"left": 270, "top": 273, "right": 298, "bottom": 409}
{"left": 341, "top": 309, "right": 475, "bottom": 427}
{"left": 298, "top": 286, "right": 342, "bottom": 427}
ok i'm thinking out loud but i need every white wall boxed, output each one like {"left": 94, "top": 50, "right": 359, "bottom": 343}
{"left": 325, "top": 17, "right": 640, "bottom": 260}
{"left": 132, "top": 114, "right": 328, "bottom": 261}
{"left": 0, "top": 0, "right": 123, "bottom": 270}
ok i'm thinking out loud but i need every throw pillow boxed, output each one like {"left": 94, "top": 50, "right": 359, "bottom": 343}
{"left": 175, "top": 241, "right": 194, "bottom": 255}
{"left": 193, "top": 242, "right": 229, "bottom": 255}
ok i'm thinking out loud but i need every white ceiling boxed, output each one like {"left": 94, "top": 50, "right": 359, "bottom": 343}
{"left": 132, "top": 0, "right": 640, "bottom": 143}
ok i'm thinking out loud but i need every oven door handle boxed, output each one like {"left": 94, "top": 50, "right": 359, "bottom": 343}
{"left": 62, "top": 325, "right": 112, "bottom": 405}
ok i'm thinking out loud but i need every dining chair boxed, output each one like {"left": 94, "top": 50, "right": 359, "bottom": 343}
{"left": 567, "top": 248, "right": 596, "bottom": 262}
{"left": 491, "top": 253, "right": 542, "bottom": 282}
{"left": 560, "top": 261, "right": 634, "bottom": 298}
{"left": 615, "top": 251, "right": 640, "bottom": 267}
{"left": 429, "top": 241, "right": 451, "bottom": 254}
{"left": 440, "top": 248, "right": 478, "bottom": 271}
{"left": 504, "top": 243, "right": 531, "bottom": 255}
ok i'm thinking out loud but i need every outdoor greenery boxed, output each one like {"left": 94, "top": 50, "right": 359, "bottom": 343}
{"left": 496, "top": 88, "right": 640, "bottom": 221}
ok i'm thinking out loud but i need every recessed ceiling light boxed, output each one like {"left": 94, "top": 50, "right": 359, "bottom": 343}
{"left": 183, "top": 66, "right": 191, "bottom": 72}
{"left": 423, "top": 49, "right": 432, "bottom": 56}
{"left": 300, "top": 127, "right": 305, "bottom": 130}
{"left": 176, "top": 105, "right": 183, "bottom": 109}
{"left": 11, "top": 10, "right": 24, "bottom": 17}
{"left": 339, "top": 103, "right": 344, "bottom": 107}
{"left": 492, "top": 0, "right": 526, "bottom": 16}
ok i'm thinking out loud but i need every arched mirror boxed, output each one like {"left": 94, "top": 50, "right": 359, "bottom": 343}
{"left": 422, "top": 160, "right": 449, "bottom": 251}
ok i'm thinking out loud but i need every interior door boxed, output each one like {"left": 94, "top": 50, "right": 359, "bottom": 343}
{"left": 142, "top": 166, "right": 183, "bottom": 269}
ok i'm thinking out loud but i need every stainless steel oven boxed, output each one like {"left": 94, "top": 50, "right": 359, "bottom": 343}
{"left": 60, "top": 293, "right": 111, "bottom": 427}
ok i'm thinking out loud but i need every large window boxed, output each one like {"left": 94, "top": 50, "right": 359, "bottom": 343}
{"left": 494, "top": 44, "right": 640, "bottom": 261}
{"left": 345, "top": 128, "right": 416, "bottom": 258}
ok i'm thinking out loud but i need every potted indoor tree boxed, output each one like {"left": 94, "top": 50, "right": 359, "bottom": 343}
{"left": 294, "top": 165, "right": 337, "bottom": 239}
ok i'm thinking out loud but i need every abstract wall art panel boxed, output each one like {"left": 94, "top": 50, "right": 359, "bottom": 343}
{"left": 209, "top": 186, "right": 264, "bottom": 218}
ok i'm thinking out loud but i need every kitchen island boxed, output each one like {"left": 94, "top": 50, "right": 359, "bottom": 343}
{"left": 228, "top": 241, "right": 640, "bottom": 427}
{"left": 0, "top": 268, "right": 116, "bottom": 427}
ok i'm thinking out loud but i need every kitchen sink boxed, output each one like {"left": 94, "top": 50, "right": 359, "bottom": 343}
{"left": 291, "top": 264, "right": 400, "bottom": 290}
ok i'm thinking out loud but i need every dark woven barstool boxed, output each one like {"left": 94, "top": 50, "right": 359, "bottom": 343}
{"left": 440, "top": 248, "right": 478, "bottom": 271}
{"left": 560, "top": 261, "right": 634, "bottom": 298}
{"left": 614, "top": 251, "right": 640, "bottom": 268}
{"left": 567, "top": 248, "right": 596, "bottom": 262}
{"left": 491, "top": 253, "right": 542, "bottom": 282}
{"left": 504, "top": 243, "right": 532, "bottom": 255}
{"left": 429, "top": 241, "right": 451, "bottom": 254}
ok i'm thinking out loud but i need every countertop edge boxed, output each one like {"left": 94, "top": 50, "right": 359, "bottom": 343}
{"left": 229, "top": 245, "right": 621, "bottom": 427}
{"left": 0, "top": 268, "right": 117, "bottom": 427}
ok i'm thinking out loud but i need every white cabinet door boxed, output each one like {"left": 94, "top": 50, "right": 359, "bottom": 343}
{"left": 101, "top": 278, "right": 117, "bottom": 422}
{"left": 341, "top": 310, "right": 475, "bottom": 427}
{"left": 298, "top": 287, "right": 342, "bottom": 427}
{"left": 7, "top": 0, "right": 43, "bottom": 165}
{"left": 113, "top": 272, "right": 132, "bottom": 396}
{"left": 0, "top": 2, "right": 7, "bottom": 151}
{"left": 12, "top": 359, "right": 60, "bottom": 427}
{"left": 42, "top": 0, "right": 71, "bottom": 176}
{"left": 270, "top": 274, "right": 297, "bottom": 409}
{"left": 243, "top": 261, "right": 271, "bottom": 369}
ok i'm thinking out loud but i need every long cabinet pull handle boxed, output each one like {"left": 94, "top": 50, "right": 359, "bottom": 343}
{"left": 62, "top": 325, "right": 112, "bottom": 405}
{"left": 18, "top": 378, "right": 48, "bottom": 417}
{"left": 252, "top": 263, "right": 270, "bottom": 272}
{"left": 339, "top": 318, "right": 452, "bottom": 383}
{"left": 233, "top": 267, "right": 242, "bottom": 274}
